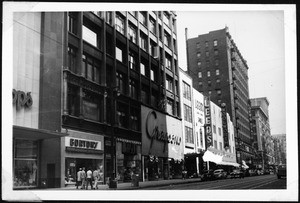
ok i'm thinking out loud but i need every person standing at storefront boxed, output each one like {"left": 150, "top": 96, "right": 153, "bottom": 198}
{"left": 86, "top": 168, "right": 93, "bottom": 190}
{"left": 80, "top": 167, "right": 86, "bottom": 189}
{"left": 93, "top": 168, "right": 99, "bottom": 189}
{"left": 76, "top": 168, "right": 82, "bottom": 189}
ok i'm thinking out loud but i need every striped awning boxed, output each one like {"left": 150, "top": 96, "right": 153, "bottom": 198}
{"left": 116, "top": 137, "right": 141, "bottom": 145}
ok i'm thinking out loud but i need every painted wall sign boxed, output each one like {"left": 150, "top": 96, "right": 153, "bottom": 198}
{"left": 221, "top": 103, "right": 229, "bottom": 148}
{"left": 13, "top": 89, "right": 33, "bottom": 109}
{"left": 193, "top": 89, "right": 205, "bottom": 150}
{"left": 65, "top": 137, "right": 101, "bottom": 150}
{"left": 204, "top": 96, "right": 213, "bottom": 148}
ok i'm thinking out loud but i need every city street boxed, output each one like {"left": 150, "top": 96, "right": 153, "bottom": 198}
{"left": 140, "top": 174, "right": 286, "bottom": 190}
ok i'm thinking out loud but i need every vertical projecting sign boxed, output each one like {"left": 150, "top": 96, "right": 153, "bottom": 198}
{"left": 204, "top": 96, "right": 212, "bottom": 148}
{"left": 221, "top": 103, "right": 229, "bottom": 148}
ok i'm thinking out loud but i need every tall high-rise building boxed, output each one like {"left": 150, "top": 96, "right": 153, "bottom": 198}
{"left": 186, "top": 27, "right": 253, "bottom": 165}
{"left": 271, "top": 134, "right": 286, "bottom": 165}
{"left": 250, "top": 97, "right": 271, "bottom": 169}
{"left": 12, "top": 11, "right": 181, "bottom": 188}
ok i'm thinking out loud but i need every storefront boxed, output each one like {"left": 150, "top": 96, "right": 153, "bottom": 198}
{"left": 13, "top": 126, "right": 67, "bottom": 189}
{"left": 141, "top": 105, "right": 184, "bottom": 181}
{"left": 115, "top": 138, "right": 142, "bottom": 182}
{"left": 62, "top": 129, "right": 104, "bottom": 187}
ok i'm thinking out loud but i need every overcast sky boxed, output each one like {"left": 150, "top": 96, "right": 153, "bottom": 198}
{"left": 176, "top": 10, "right": 286, "bottom": 135}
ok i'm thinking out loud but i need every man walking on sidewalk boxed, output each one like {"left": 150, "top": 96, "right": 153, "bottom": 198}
{"left": 93, "top": 168, "right": 99, "bottom": 189}
{"left": 86, "top": 168, "right": 93, "bottom": 190}
{"left": 80, "top": 167, "right": 86, "bottom": 189}
{"left": 76, "top": 168, "right": 82, "bottom": 189}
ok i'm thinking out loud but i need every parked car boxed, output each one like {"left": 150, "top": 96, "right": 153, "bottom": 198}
{"left": 230, "top": 169, "right": 244, "bottom": 179}
{"left": 213, "top": 169, "right": 227, "bottom": 179}
{"left": 248, "top": 169, "right": 258, "bottom": 176}
{"left": 277, "top": 164, "right": 286, "bottom": 179}
{"left": 201, "top": 170, "right": 215, "bottom": 181}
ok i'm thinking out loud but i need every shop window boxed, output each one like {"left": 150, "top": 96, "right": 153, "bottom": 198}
{"left": 82, "top": 89, "right": 100, "bottom": 121}
{"left": 13, "top": 139, "right": 38, "bottom": 188}
{"left": 67, "top": 84, "right": 79, "bottom": 116}
{"left": 82, "top": 54, "right": 100, "bottom": 83}
{"left": 68, "top": 46, "right": 77, "bottom": 73}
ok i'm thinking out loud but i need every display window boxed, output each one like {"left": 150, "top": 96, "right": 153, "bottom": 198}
{"left": 13, "top": 139, "right": 38, "bottom": 188}
{"left": 143, "top": 156, "right": 165, "bottom": 181}
{"left": 65, "top": 158, "right": 104, "bottom": 186}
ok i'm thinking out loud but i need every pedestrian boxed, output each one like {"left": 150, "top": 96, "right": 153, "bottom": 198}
{"left": 93, "top": 168, "right": 99, "bottom": 189}
{"left": 86, "top": 168, "right": 93, "bottom": 190}
{"left": 76, "top": 168, "right": 82, "bottom": 189}
{"left": 80, "top": 167, "right": 86, "bottom": 189}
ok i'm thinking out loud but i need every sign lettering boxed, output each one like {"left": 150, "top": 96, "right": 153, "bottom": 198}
{"left": 221, "top": 103, "right": 229, "bottom": 148}
{"left": 68, "top": 138, "right": 99, "bottom": 150}
{"left": 13, "top": 89, "right": 33, "bottom": 109}
{"left": 204, "top": 96, "right": 213, "bottom": 148}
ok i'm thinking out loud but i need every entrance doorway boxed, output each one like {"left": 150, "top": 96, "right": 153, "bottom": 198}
{"left": 47, "top": 164, "right": 55, "bottom": 188}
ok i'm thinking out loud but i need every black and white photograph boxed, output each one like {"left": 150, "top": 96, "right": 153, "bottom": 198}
{"left": 2, "top": 2, "right": 297, "bottom": 201}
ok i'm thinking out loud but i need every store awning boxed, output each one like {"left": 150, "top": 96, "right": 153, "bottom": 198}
{"left": 217, "top": 161, "right": 240, "bottom": 167}
{"left": 13, "top": 125, "right": 68, "bottom": 140}
{"left": 242, "top": 160, "right": 249, "bottom": 169}
{"left": 116, "top": 137, "right": 141, "bottom": 145}
{"left": 203, "top": 150, "right": 223, "bottom": 164}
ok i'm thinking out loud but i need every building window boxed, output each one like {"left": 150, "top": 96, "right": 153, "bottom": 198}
{"left": 140, "top": 32, "right": 147, "bottom": 51}
{"left": 184, "top": 104, "right": 192, "bottom": 123}
{"left": 216, "top": 78, "right": 220, "bottom": 83}
{"left": 185, "top": 126, "right": 194, "bottom": 144}
{"left": 208, "top": 80, "right": 211, "bottom": 86}
{"left": 206, "top": 61, "right": 210, "bottom": 68}
{"left": 68, "top": 46, "right": 77, "bottom": 73}
{"left": 141, "top": 85, "right": 149, "bottom": 104}
{"left": 82, "top": 89, "right": 100, "bottom": 121}
{"left": 197, "top": 52, "right": 201, "bottom": 58}
{"left": 213, "top": 124, "right": 216, "bottom": 134}
{"left": 218, "top": 127, "right": 222, "bottom": 136}
{"left": 116, "top": 46, "right": 123, "bottom": 62}
{"left": 216, "top": 69, "right": 220, "bottom": 75}
{"left": 166, "top": 76, "right": 173, "bottom": 92}
{"left": 82, "top": 25, "right": 98, "bottom": 47}
{"left": 115, "top": 14, "right": 125, "bottom": 34}
{"left": 163, "top": 12, "right": 170, "bottom": 26}
{"left": 82, "top": 54, "right": 100, "bottom": 83}
{"left": 106, "top": 11, "right": 113, "bottom": 25}
{"left": 205, "top": 51, "right": 209, "bottom": 57}
{"left": 183, "top": 81, "right": 191, "bottom": 101}
{"left": 128, "top": 24, "right": 137, "bottom": 43}
{"left": 165, "top": 55, "right": 172, "bottom": 70}
{"left": 207, "top": 71, "right": 211, "bottom": 77}
{"left": 13, "top": 139, "right": 38, "bottom": 188}
{"left": 199, "top": 81, "right": 203, "bottom": 86}
{"left": 151, "top": 67, "right": 157, "bottom": 82}
{"left": 149, "top": 17, "right": 156, "bottom": 34}
{"left": 214, "top": 40, "right": 218, "bottom": 46}
{"left": 175, "top": 81, "right": 179, "bottom": 95}
{"left": 208, "top": 91, "right": 212, "bottom": 95}
{"left": 116, "top": 72, "right": 125, "bottom": 95}
{"left": 164, "top": 33, "right": 171, "bottom": 47}
{"left": 129, "top": 79, "right": 138, "bottom": 99}
{"left": 128, "top": 11, "right": 137, "bottom": 18}
{"left": 214, "top": 140, "right": 218, "bottom": 149}
{"left": 129, "top": 51, "right": 137, "bottom": 71}
{"left": 217, "top": 90, "right": 222, "bottom": 95}
{"left": 140, "top": 62, "right": 145, "bottom": 76}
{"left": 217, "top": 99, "right": 222, "bottom": 104}
{"left": 198, "top": 72, "right": 202, "bottom": 78}
{"left": 219, "top": 142, "right": 222, "bottom": 150}
{"left": 150, "top": 41, "right": 157, "bottom": 57}
{"left": 130, "top": 108, "right": 139, "bottom": 131}
{"left": 117, "top": 102, "right": 127, "bottom": 128}
{"left": 215, "top": 59, "right": 219, "bottom": 66}
{"left": 197, "top": 61, "right": 201, "bottom": 67}
{"left": 139, "top": 11, "right": 147, "bottom": 26}
{"left": 214, "top": 50, "right": 219, "bottom": 56}
{"left": 166, "top": 98, "right": 174, "bottom": 115}
{"left": 196, "top": 42, "right": 200, "bottom": 49}
{"left": 68, "top": 13, "right": 77, "bottom": 35}
{"left": 67, "top": 84, "right": 79, "bottom": 116}
{"left": 205, "top": 41, "right": 209, "bottom": 47}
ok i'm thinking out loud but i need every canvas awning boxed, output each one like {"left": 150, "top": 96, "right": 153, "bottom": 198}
{"left": 203, "top": 149, "right": 240, "bottom": 167}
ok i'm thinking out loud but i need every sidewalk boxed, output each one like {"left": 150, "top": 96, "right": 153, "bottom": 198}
{"left": 47, "top": 178, "right": 202, "bottom": 190}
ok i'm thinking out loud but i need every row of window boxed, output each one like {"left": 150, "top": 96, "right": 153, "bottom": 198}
{"left": 197, "top": 49, "right": 219, "bottom": 58}
{"left": 197, "top": 59, "right": 219, "bottom": 67}
{"left": 198, "top": 69, "right": 220, "bottom": 78}
{"left": 196, "top": 39, "right": 218, "bottom": 49}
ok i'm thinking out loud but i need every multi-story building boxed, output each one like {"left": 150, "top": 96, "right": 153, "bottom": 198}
{"left": 186, "top": 27, "right": 253, "bottom": 166}
{"left": 250, "top": 97, "right": 272, "bottom": 169}
{"left": 12, "top": 11, "right": 181, "bottom": 188}
{"left": 271, "top": 134, "right": 286, "bottom": 165}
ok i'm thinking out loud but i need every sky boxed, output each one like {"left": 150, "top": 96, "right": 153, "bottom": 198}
{"left": 176, "top": 10, "right": 286, "bottom": 135}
